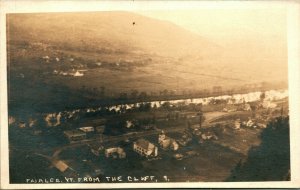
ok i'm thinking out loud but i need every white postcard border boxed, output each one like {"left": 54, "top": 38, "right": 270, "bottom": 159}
{"left": 1, "top": 0, "right": 300, "bottom": 189}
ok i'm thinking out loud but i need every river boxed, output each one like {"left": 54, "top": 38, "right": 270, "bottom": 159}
{"left": 39, "top": 89, "right": 288, "bottom": 127}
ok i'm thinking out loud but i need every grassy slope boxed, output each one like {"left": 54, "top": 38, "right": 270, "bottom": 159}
{"left": 6, "top": 12, "right": 288, "bottom": 113}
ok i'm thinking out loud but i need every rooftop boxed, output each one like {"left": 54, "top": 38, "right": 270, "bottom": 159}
{"left": 135, "top": 138, "right": 155, "bottom": 150}
{"left": 52, "top": 160, "right": 69, "bottom": 172}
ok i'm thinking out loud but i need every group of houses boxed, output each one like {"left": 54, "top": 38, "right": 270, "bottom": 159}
{"left": 223, "top": 99, "right": 278, "bottom": 113}
{"left": 233, "top": 117, "right": 267, "bottom": 130}
{"left": 64, "top": 125, "right": 106, "bottom": 142}
{"left": 176, "top": 124, "right": 219, "bottom": 146}
{"left": 158, "top": 130, "right": 179, "bottom": 151}
{"left": 53, "top": 69, "right": 85, "bottom": 77}
{"left": 85, "top": 132, "right": 181, "bottom": 160}
{"left": 87, "top": 138, "right": 159, "bottom": 160}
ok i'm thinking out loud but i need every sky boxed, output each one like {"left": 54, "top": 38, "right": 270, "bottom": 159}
{"left": 136, "top": 8, "right": 287, "bottom": 45}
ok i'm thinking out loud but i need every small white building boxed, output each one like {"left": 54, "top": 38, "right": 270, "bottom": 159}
{"left": 19, "top": 121, "right": 26, "bottom": 128}
{"left": 74, "top": 71, "right": 84, "bottom": 77}
{"left": 126, "top": 120, "right": 134, "bottom": 128}
{"left": 29, "top": 118, "right": 37, "bottom": 127}
{"left": 52, "top": 159, "right": 69, "bottom": 173}
{"left": 105, "top": 147, "right": 126, "bottom": 159}
{"left": 8, "top": 116, "right": 16, "bottom": 125}
{"left": 79, "top": 126, "right": 94, "bottom": 133}
{"left": 42, "top": 55, "right": 50, "bottom": 60}
{"left": 234, "top": 119, "right": 241, "bottom": 129}
{"left": 246, "top": 118, "right": 255, "bottom": 127}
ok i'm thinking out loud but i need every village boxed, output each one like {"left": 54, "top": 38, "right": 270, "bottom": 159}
{"left": 4, "top": 9, "right": 292, "bottom": 186}
{"left": 8, "top": 88, "right": 289, "bottom": 182}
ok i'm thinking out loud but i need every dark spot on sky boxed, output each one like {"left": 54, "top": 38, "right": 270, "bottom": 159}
{"left": 132, "top": 22, "right": 135, "bottom": 26}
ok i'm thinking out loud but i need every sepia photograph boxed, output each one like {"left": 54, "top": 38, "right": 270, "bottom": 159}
{"left": 1, "top": 0, "right": 300, "bottom": 189}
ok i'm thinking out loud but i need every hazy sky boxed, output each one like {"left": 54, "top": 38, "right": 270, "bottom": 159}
{"left": 136, "top": 8, "right": 287, "bottom": 45}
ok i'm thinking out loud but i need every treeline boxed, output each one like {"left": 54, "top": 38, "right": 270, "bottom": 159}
{"left": 77, "top": 81, "right": 281, "bottom": 105}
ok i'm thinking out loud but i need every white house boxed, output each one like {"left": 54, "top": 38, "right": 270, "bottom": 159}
{"left": 133, "top": 139, "right": 158, "bottom": 158}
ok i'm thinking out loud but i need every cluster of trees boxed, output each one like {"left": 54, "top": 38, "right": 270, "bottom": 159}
{"left": 80, "top": 85, "right": 106, "bottom": 97}
{"left": 77, "top": 83, "right": 269, "bottom": 106}
{"left": 227, "top": 116, "right": 290, "bottom": 181}
{"left": 78, "top": 87, "right": 219, "bottom": 103}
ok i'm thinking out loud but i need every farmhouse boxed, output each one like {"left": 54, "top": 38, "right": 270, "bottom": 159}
{"left": 133, "top": 139, "right": 158, "bottom": 158}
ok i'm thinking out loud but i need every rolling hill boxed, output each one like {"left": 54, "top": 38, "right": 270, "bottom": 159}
{"left": 6, "top": 11, "right": 288, "bottom": 113}
{"left": 7, "top": 11, "right": 219, "bottom": 59}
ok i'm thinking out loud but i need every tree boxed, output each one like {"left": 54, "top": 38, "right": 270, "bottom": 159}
{"left": 138, "top": 91, "right": 148, "bottom": 100}
{"left": 118, "top": 92, "right": 128, "bottom": 101}
{"left": 161, "top": 101, "right": 171, "bottom": 111}
{"left": 130, "top": 89, "right": 139, "bottom": 99}
{"left": 227, "top": 116, "right": 290, "bottom": 181}
{"left": 138, "top": 102, "right": 151, "bottom": 112}
{"left": 92, "top": 87, "right": 98, "bottom": 95}
{"left": 197, "top": 105, "right": 205, "bottom": 128}
{"left": 80, "top": 85, "right": 86, "bottom": 92}
{"left": 161, "top": 89, "right": 168, "bottom": 97}
{"left": 250, "top": 104, "right": 257, "bottom": 117}
{"left": 100, "top": 86, "right": 105, "bottom": 96}
{"left": 260, "top": 91, "right": 266, "bottom": 101}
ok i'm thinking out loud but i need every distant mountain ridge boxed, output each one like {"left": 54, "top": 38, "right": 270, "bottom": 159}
{"left": 6, "top": 11, "right": 288, "bottom": 114}
{"left": 7, "top": 11, "right": 219, "bottom": 59}
{"left": 7, "top": 11, "right": 287, "bottom": 98}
